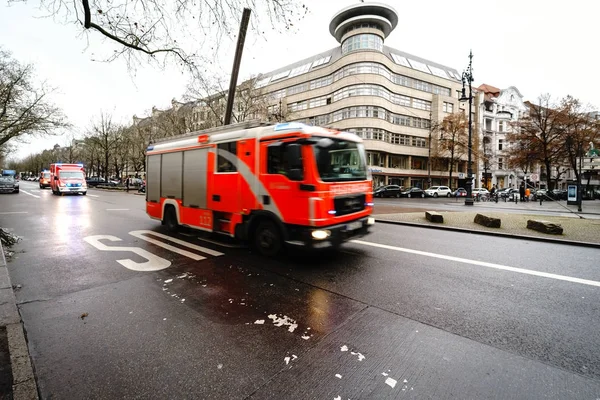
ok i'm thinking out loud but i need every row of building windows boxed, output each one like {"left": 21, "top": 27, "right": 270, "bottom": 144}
{"left": 347, "top": 127, "right": 427, "bottom": 148}
{"left": 298, "top": 106, "right": 431, "bottom": 130}
{"left": 367, "top": 152, "right": 429, "bottom": 170}
{"left": 281, "top": 62, "right": 452, "bottom": 99}
{"left": 342, "top": 23, "right": 383, "bottom": 37}
{"left": 342, "top": 34, "right": 384, "bottom": 54}
{"left": 287, "top": 84, "right": 432, "bottom": 113}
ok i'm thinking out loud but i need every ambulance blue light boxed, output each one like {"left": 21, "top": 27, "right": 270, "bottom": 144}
{"left": 274, "top": 122, "right": 307, "bottom": 131}
{"left": 147, "top": 145, "right": 154, "bottom": 151}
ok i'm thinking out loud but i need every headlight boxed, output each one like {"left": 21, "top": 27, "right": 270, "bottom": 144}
{"left": 311, "top": 230, "right": 330, "bottom": 240}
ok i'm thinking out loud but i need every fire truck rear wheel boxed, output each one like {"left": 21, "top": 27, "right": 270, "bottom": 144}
{"left": 164, "top": 206, "right": 179, "bottom": 232}
{"left": 254, "top": 220, "right": 282, "bottom": 257}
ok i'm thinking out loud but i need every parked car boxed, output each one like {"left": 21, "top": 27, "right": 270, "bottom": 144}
{"left": 550, "top": 189, "right": 567, "bottom": 200}
{"left": 453, "top": 188, "right": 467, "bottom": 197}
{"left": 400, "top": 187, "right": 425, "bottom": 198}
{"left": 471, "top": 188, "right": 490, "bottom": 199}
{"left": 425, "top": 185, "right": 452, "bottom": 198}
{"left": 0, "top": 176, "right": 19, "bottom": 194}
{"left": 86, "top": 176, "right": 106, "bottom": 187}
{"left": 498, "top": 188, "right": 519, "bottom": 200}
{"left": 374, "top": 185, "right": 402, "bottom": 198}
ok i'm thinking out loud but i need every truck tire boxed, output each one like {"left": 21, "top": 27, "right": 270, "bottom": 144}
{"left": 164, "top": 206, "right": 179, "bottom": 232}
{"left": 254, "top": 220, "right": 282, "bottom": 257}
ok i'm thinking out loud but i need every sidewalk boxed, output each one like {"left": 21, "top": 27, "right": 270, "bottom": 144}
{"left": 374, "top": 199, "right": 600, "bottom": 248}
{"left": 0, "top": 234, "right": 38, "bottom": 400}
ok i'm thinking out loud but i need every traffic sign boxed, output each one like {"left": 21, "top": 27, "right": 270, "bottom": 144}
{"left": 530, "top": 173, "right": 539, "bottom": 181}
{"left": 458, "top": 173, "right": 465, "bottom": 179}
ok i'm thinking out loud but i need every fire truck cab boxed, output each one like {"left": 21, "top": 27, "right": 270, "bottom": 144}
{"left": 146, "top": 121, "right": 375, "bottom": 256}
{"left": 49, "top": 163, "right": 87, "bottom": 195}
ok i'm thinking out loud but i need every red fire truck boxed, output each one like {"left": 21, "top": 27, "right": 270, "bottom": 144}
{"left": 145, "top": 121, "right": 374, "bottom": 255}
{"left": 49, "top": 163, "right": 87, "bottom": 195}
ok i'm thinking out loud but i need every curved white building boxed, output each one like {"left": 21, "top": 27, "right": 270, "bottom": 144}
{"left": 255, "top": 2, "right": 467, "bottom": 189}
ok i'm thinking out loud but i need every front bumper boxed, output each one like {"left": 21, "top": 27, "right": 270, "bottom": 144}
{"left": 58, "top": 187, "right": 87, "bottom": 194}
{"left": 285, "top": 216, "right": 375, "bottom": 249}
{"left": 0, "top": 187, "right": 18, "bottom": 193}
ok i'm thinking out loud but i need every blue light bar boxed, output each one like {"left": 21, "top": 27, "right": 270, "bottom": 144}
{"left": 147, "top": 145, "right": 154, "bottom": 151}
{"left": 273, "top": 122, "right": 308, "bottom": 132}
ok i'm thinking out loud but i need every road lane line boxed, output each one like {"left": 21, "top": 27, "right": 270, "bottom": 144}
{"left": 19, "top": 190, "right": 40, "bottom": 198}
{"left": 130, "top": 230, "right": 224, "bottom": 257}
{"left": 351, "top": 239, "right": 600, "bottom": 288}
{"left": 106, "top": 208, "right": 129, "bottom": 211}
{"left": 87, "top": 194, "right": 100, "bottom": 197}
{"left": 0, "top": 212, "right": 28, "bottom": 215}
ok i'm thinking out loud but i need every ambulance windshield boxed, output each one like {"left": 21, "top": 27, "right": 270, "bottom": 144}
{"left": 59, "top": 171, "right": 84, "bottom": 179}
{"left": 312, "top": 138, "right": 367, "bottom": 182}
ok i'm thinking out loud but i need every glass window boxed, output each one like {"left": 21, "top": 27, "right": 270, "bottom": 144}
{"left": 267, "top": 143, "right": 303, "bottom": 180}
{"left": 313, "top": 140, "right": 367, "bottom": 182}
{"left": 342, "top": 34, "right": 384, "bottom": 54}
{"left": 498, "top": 139, "right": 503, "bottom": 151}
{"left": 498, "top": 158, "right": 504, "bottom": 170}
{"left": 217, "top": 142, "right": 237, "bottom": 172}
{"left": 59, "top": 171, "right": 84, "bottom": 179}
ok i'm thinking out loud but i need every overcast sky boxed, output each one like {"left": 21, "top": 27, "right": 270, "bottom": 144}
{"left": 2, "top": 0, "right": 599, "bottom": 160}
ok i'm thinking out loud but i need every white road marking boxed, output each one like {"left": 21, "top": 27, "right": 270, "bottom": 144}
{"left": 87, "top": 194, "right": 100, "bottom": 197}
{"left": 18, "top": 190, "right": 40, "bottom": 198}
{"left": 129, "top": 230, "right": 224, "bottom": 258}
{"left": 351, "top": 239, "right": 600, "bottom": 288}
{"left": 106, "top": 208, "right": 129, "bottom": 211}
{"left": 0, "top": 211, "right": 28, "bottom": 215}
{"left": 83, "top": 235, "right": 171, "bottom": 271}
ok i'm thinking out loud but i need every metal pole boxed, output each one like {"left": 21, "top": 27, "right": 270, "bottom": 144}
{"left": 224, "top": 8, "right": 252, "bottom": 126}
{"left": 578, "top": 142, "right": 583, "bottom": 212}
{"left": 464, "top": 52, "right": 474, "bottom": 206}
{"left": 427, "top": 112, "right": 432, "bottom": 187}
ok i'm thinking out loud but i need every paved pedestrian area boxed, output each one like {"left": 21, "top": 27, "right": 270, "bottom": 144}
{"left": 374, "top": 200, "right": 600, "bottom": 246}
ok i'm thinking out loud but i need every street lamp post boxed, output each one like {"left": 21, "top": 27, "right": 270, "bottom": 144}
{"left": 459, "top": 51, "right": 474, "bottom": 206}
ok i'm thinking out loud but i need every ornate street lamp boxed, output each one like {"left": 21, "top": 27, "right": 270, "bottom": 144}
{"left": 459, "top": 51, "right": 474, "bottom": 206}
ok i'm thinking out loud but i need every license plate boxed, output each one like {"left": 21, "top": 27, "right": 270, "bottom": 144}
{"left": 346, "top": 221, "right": 362, "bottom": 231}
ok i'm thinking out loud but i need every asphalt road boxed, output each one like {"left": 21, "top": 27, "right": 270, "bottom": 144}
{"left": 1, "top": 181, "right": 600, "bottom": 399}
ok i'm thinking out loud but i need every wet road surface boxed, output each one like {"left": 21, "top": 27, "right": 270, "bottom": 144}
{"left": 2, "top": 181, "right": 600, "bottom": 399}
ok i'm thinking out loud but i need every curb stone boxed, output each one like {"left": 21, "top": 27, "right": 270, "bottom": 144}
{"left": 0, "top": 238, "right": 39, "bottom": 400}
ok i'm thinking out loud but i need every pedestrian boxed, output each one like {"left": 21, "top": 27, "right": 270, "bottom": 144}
{"left": 519, "top": 183, "right": 525, "bottom": 202}
{"left": 126, "top": 177, "right": 130, "bottom": 192}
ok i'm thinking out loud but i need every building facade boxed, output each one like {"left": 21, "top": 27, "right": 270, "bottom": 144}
{"left": 253, "top": 2, "right": 468, "bottom": 189}
{"left": 476, "top": 84, "right": 527, "bottom": 189}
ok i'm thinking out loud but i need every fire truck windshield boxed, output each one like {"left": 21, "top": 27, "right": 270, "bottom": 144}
{"left": 59, "top": 171, "right": 84, "bottom": 179}
{"left": 313, "top": 138, "right": 367, "bottom": 182}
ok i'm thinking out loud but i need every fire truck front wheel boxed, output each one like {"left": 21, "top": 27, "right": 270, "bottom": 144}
{"left": 163, "top": 206, "right": 179, "bottom": 232}
{"left": 254, "top": 220, "right": 282, "bottom": 257}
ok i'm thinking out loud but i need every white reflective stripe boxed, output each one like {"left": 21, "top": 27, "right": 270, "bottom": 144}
{"left": 217, "top": 148, "right": 282, "bottom": 220}
{"left": 309, "top": 197, "right": 318, "bottom": 226}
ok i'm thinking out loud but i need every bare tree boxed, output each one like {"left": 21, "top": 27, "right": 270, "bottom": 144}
{"left": 506, "top": 94, "right": 564, "bottom": 191}
{"left": 16, "top": 0, "right": 308, "bottom": 70}
{"left": 0, "top": 49, "right": 67, "bottom": 147}
{"left": 88, "top": 112, "right": 120, "bottom": 181}
{"left": 560, "top": 96, "right": 600, "bottom": 193}
{"left": 433, "top": 112, "right": 469, "bottom": 185}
